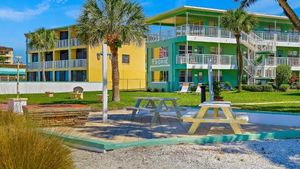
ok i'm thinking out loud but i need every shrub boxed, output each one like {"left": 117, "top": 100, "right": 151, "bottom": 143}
{"left": 288, "top": 74, "right": 299, "bottom": 85}
{"left": 213, "top": 81, "right": 222, "bottom": 98}
{"left": 0, "top": 112, "right": 74, "bottom": 169}
{"left": 146, "top": 87, "right": 152, "bottom": 92}
{"left": 160, "top": 88, "right": 165, "bottom": 92}
{"left": 297, "top": 83, "right": 300, "bottom": 90}
{"left": 190, "top": 85, "right": 197, "bottom": 92}
{"left": 152, "top": 88, "right": 159, "bottom": 92}
{"left": 242, "top": 84, "right": 273, "bottom": 92}
{"left": 279, "top": 84, "right": 289, "bottom": 92}
{"left": 276, "top": 65, "right": 292, "bottom": 87}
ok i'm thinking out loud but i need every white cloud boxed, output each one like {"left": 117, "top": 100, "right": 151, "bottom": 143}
{"left": 0, "top": 0, "right": 68, "bottom": 22}
{"left": 247, "top": 0, "right": 300, "bottom": 15}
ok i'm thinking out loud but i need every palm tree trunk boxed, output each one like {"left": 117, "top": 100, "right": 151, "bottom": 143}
{"left": 109, "top": 45, "right": 120, "bottom": 102}
{"left": 277, "top": 0, "right": 300, "bottom": 31}
{"left": 41, "top": 52, "right": 46, "bottom": 82}
{"left": 235, "top": 34, "right": 243, "bottom": 91}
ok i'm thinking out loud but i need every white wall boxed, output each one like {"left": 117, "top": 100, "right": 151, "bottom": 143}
{"left": 0, "top": 82, "right": 103, "bottom": 94}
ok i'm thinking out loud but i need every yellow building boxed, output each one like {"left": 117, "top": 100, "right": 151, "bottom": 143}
{"left": 25, "top": 25, "right": 146, "bottom": 90}
{"left": 0, "top": 46, "right": 14, "bottom": 64}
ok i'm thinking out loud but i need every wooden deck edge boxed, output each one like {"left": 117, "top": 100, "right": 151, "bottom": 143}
{"left": 42, "top": 129, "right": 300, "bottom": 151}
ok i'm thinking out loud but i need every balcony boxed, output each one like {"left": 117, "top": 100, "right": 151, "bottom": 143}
{"left": 151, "top": 57, "right": 169, "bottom": 66}
{"left": 261, "top": 57, "right": 300, "bottom": 69}
{"left": 27, "top": 59, "right": 87, "bottom": 70}
{"left": 147, "top": 24, "right": 300, "bottom": 44}
{"left": 71, "top": 38, "right": 83, "bottom": 47}
{"left": 56, "top": 39, "right": 69, "bottom": 48}
{"left": 176, "top": 54, "right": 237, "bottom": 69}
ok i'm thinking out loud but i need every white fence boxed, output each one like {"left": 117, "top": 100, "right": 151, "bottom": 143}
{"left": 0, "top": 82, "right": 103, "bottom": 94}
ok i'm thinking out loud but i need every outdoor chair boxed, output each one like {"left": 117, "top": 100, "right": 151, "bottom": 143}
{"left": 71, "top": 86, "right": 84, "bottom": 100}
{"left": 195, "top": 83, "right": 202, "bottom": 94}
{"left": 177, "top": 83, "right": 191, "bottom": 94}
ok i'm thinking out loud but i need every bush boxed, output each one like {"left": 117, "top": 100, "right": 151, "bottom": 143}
{"left": 213, "top": 81, "right": 222, "bottom": 98}
{"left": 279, "top": 84, "right": 289, "bottom": 92}
{"left": 242, "top": 84, "right": 273, "bottom": 92}
{"left": 146, "top": 88, "right": 152, "bottom": 92}
{"left": 160, "top": 88, "right": 165, "bottom": 92}
{"left": 152, "top": 88, "right": 159, "bottom": 92}
{"left": 190, "top": 85, "right": 197, "bottom": 92}
{"left": 297, "top": 83, "right": 300, "bottom": 90}
{"left": 276, "top": 65, "right": 292, "bottom": 87}
{"left": 0, "top": 112, "right": 74, "bottom": 169}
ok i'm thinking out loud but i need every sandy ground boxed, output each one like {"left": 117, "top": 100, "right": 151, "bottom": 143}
{"left": 72, "top": 139, "right": 300, "bottom": 169}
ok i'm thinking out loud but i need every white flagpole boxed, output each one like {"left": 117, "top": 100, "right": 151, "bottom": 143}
{"left": 102, "top": 43, "right": 108, "bottom": 122}
{"left": 208, "top": 57, "right": 214, "bottom": 102}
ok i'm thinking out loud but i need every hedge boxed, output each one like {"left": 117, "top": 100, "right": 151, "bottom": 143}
{"left": 242, "top": 84, "right": 274, "bottom": 92}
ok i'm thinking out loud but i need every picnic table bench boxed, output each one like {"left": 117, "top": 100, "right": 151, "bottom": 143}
{"left": 23, "top": 104, "right": 92, "bottom": 127}
{"left": 182, "top": 101, "right": 247, "bottom": 134}
{"left": 127, "top": 97, "right": 181, "bottom": 123}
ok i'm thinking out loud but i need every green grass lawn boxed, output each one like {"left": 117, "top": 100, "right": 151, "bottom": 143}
{"left": 0, "top": 90, "right": 300, "bottom": 113}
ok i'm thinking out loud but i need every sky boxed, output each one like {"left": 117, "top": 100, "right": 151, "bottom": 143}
{"left": 0, "top": 0, "right": 300, "bottom": 63}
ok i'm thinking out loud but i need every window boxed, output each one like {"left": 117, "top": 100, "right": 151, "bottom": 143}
{"left": 60, "top": 31, "right": 68, "bottom": 40}
{"left": 198, "top": 72, "right": 203, "bottom": 83}
{"left": 71, "top": 70, "right": 86, "bottom": 81}
{"left": 195, "top": 46, "right": 204, "bottom": 54}
{"left": 76, "top": 48, "right": 87, "bottom": 59}
{"left": 178, "top": 45, "right": 192, "bottom": 55}
{"left": 40, "top": 71, "right": 52, "bottom": 81}
{"left": 55, "top": 71, "right": 68, "bottom": 81}
{"left": 288, "top": 51, "right": 298, "bottom": 57}
{"left": 60, "top": 50, "right": 69, "bottom": 60}
{"left": 179, "top": 70, "right": 192, "bottom": 82}
{"left": 277, "top": 50, "right": 283, "bottom": 57}
{"left": 159, "top": 47, "right": 169, "bottom": 58}
{"left": 45, "top": 52, "right": 53, "bottom": 61}
{"left": 32, "top": 53, "right": 38, "bottom": 62}
{"left": 151, "top": 71, "right": 168, "bottom": 82}
{"left": 122, "top": 54, "right": 130, "bottom": 64}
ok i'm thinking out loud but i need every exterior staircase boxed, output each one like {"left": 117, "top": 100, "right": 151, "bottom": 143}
{"left": 240, "top": 31, "right": 276, "bottom": 84}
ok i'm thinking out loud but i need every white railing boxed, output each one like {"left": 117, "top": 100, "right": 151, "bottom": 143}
{"left": 254, "top": 31, "right": 300, "bottom": 43}
{"left": 151, "top": 57, "right": 169, "bottom": 65}
{"left": 176, "top": 54, "right": 236, "bottom": 66}
{"left": 56, "top": 39, "right": 69, "bottom": 48}
{"left": 71, "top": 38, "right": 82, "bottom": 47}
{"left": 263, "top": 57, "right": 300, "bottom": 67}
{"left": 55, "top": 60, "right": 69, "bottom": 69}
{"left": 27, "top": 62, "right": 40, "bottom": 69}
{"left": 71, "top": 59, "right": 87, "bottom": 68}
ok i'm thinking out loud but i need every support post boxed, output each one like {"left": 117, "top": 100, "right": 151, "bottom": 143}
{"left": 208, "top": 58, "right": 214, "bottom": 101}
{"left": 102, "top": 43, "right": 108, "bottom": 123}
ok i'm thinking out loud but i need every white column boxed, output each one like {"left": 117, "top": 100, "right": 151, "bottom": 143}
{"left": 68, "top": 27, "right": 72, "bottom": 81}
{"left": 102, "top": 43, "right": 108, "bottom": 123}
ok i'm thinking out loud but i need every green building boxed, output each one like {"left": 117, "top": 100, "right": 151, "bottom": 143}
{"left": 146, "top": 6, "right": 300, "bottom": 91}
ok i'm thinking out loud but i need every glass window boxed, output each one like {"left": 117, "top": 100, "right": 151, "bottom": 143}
{"left": 179, "top": 45, "right": 192, "bottom": 55}
{"left": 179, "top": 70, "right": 192, "bottom": 82}
{"left": 151, "top": 71, "right": 168, "bottom": 82}
{"left": 40, "top": 71, "right": 52, "bottom": 81}
{"left": 198, "top": 72, "right": 203, "bottom": 83}
{"left": 288, "top": 51, "right": 298, "bottom": 57}
{"left": 159, "top": 47, "right": 168, "bottom": 58}
{"left": 76, "top": 48, "right": 87, "bottom": 59}
{"left": 32, "top": 53, "right": 38, "bottom": 62}
{"left": 71, "top": 70, "right": 86, "bottom": 81}
{"left": 45, "top": 52, "right": 53, "bottom": 61}
{"left": 60, "top": 31, "right": 68, "bottom": 40}
{"left": 60, "top": 50, "right": 69, "bottom": 60}
{"left": 122, "top": 54, "right": 130, "bottom": 64}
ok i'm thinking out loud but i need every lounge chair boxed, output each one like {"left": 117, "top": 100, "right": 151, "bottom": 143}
{"left": 177, "top": 83, "right": 190, "bottom": 93}
{"left": 195, "top": 83, "right": 202, "bottom": 94}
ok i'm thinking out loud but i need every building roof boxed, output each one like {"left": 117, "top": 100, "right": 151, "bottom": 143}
{"left": 146, "top": 6, "right": 294, "bottom": 26}
{"left": 0, "top": 68, "right": 25, "bottom": 76}
{"left": 0, "top": 46, "right": 13, "bottom": 51}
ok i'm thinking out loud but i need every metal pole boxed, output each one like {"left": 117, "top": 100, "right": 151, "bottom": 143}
{"left": 16, "top": 56, "right": 21, "bottom": 99}
{"left": 208, "top": 57, "right": 214, "bottom": 102}
{"left": 102, "top": 43, "right": 108, "bottom": 123}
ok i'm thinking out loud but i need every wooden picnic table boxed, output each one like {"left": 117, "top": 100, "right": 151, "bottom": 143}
{"left": 182, "top": 101, "right": 247, "bottom": 134}
{"left": 23, "top": 104, "right": 93, "bottom": 127}
{"left": 127, "top": 97, "right": 181, "bottom": 123}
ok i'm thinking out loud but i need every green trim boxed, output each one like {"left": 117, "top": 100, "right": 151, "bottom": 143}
{"left": 45, "top": 129, "right": 300, "bottom": 151}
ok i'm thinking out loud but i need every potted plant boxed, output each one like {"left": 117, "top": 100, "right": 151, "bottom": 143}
{"left": 213, "top": 81, "right": 223, "bottom": 101}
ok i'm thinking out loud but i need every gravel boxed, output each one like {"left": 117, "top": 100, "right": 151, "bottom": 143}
{"left": 72, "top": 139, "right": 300, "bottom": 169}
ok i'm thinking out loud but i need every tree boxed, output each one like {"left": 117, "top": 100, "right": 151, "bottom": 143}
{"left": 221, "top": 9, "right": 257, "bottom": 91}
{"left": 28, "top": 28, "right": 57, "bottom": 82}
{"left": 77, "top": 0, "right": 148, "bottom": 102}
{"left": 236, "top": 0, "right": 300, "bottom": 31}
{"left": 0, "top": 55, "right": 5, "bottom": 64}
{"left": 276, "top": 64, "right": 291, "bottom": 87}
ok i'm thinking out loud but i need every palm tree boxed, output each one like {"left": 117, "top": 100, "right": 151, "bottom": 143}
{"left": 77, "top": 0, "right": 148, "bottom": 102}
{"left": 221, "top": 9, "right": 257, "bottom": 91}
{"left": 0, "top": 55, "right": 5, "bottom": 64}
{"left": 236, "top": 0, "right": 300, "bottom": 31}
{"left": 28, "top": 28, "right": 57, "bottom": 82}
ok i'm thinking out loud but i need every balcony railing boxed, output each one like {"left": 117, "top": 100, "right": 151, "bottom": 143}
{"left": 176, "top": 54, "right": 237, "bottom": 66}
{"left": 27, "top": 59, "right": 87, "bottom": 70}
{"left": 151, "top": 57, "right": 169, "bottom": 65}
{"left": 262, "top": 57, "right": 300, "bottom": 68}
{"left": 56, "top": 39, "right": 69, "bottom": 48}
{"left": 147, "top": 24, "right": 300, "bottom": 44}
{"left": 71, "top": 38, "right": 82, "bottom": 47}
